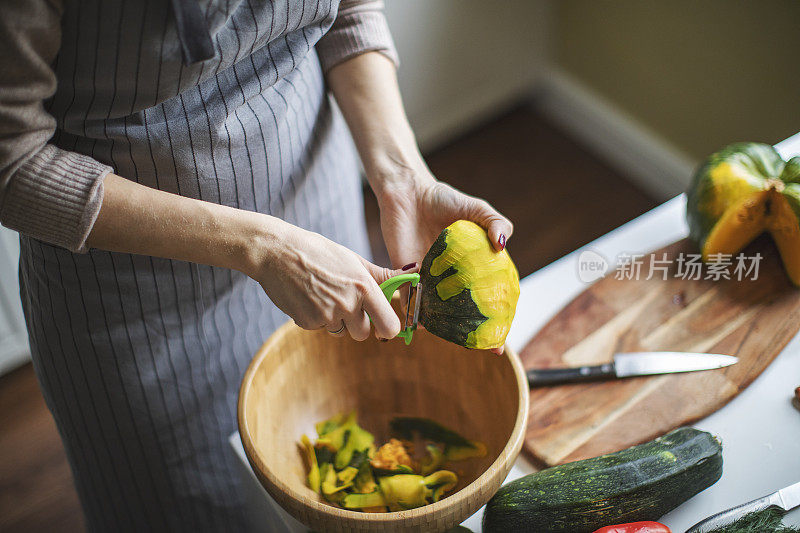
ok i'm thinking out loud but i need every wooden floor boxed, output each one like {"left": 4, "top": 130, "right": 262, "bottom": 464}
{"left": 0, "top": 105, "right": 656, "bottom": 532}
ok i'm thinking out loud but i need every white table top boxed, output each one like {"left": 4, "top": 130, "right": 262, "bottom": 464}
{"left": 230, "top": 132, "right": 800, "bottom": 532}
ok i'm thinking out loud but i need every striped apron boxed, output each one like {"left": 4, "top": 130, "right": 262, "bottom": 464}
{"left": 18, "top": 0, "right": 370, "bottom": 530}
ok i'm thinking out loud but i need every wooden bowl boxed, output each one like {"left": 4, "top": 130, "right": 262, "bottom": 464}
{"left": 238, "top": 319, "right": 529, "bottom": 533}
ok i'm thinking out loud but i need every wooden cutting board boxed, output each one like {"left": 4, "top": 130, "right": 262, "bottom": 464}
{"left": 520, "top": 236, "right": 800, "bottom": 467}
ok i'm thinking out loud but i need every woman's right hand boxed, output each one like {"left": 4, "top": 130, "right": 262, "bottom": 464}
{"left": 247, "top": 220, "right": 413, "bottom": 341}
{"left": 89, "top": 176, "right": 403, "bottom": 341}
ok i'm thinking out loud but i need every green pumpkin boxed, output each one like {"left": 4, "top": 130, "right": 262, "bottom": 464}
{"left": 686, "top": 142, "right": 800, "bottom": 286}
{"left": 418, "top": 220, "right": 520, "bottom": 350}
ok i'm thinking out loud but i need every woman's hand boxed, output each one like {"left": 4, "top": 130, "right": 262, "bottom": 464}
{"left": 373, "top": 163, "right": 514, "bottom": 355}
{"left": 375, "top": 165, "right": 514, "bottom": 272}
{"left": 246, "top": 221, "right": 411, "bottom": 341}
{"left": 325, "top": 52, "right": 514, "bottom": 352}
{"left": 91, "top": 176, "right": 408, "bottom": 341}
{"left": 325, "top": 53, "right": 513, "bottom": 270}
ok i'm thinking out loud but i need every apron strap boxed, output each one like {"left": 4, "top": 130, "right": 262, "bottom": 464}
{"left": 170, "top": 0, "right": 216, "bottom": 65}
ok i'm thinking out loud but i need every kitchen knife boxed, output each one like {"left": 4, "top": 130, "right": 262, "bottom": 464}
{"left": 685, "top": 480, "right": 800, "bottom": 532}
{"left": 527, "top": 352, "right": 737, "bottom": 387}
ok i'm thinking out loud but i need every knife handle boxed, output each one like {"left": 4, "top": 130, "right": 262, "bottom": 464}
{"left": 685, "top": 495, "right": 782, "bottom": 532}
{"left": 527, "top": 363, "right": 615, "bottom": 387}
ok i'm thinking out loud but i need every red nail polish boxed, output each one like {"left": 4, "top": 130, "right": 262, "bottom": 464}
{"left": 402, "top": 262, "right": 417, "bottom": 271}
{"left": 498, "top": 234, "right": 506, "bottom": 250}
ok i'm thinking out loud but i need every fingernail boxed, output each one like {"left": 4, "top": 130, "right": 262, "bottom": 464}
{"left": 401, "top": 262, "right": 417, "bottom": 271}
{"left": 498, "top": 234, "right": 506, "bottom": 250}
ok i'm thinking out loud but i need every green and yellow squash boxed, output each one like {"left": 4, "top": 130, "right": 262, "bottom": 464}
{"left": 390, "top": 417, "right": 487, "bottom": 462}
{"left": 687, "top": 142, "right": 800, "bottom": 285}
{"left": 302, "top": 412, "right": 469, "bottom": 512}
{"left": 418, "top": 220, "right": 520, "bottom": 350}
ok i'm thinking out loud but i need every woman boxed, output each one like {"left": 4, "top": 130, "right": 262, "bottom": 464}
{"left": 0, "top": 0, "right": 513, "bottom": 530}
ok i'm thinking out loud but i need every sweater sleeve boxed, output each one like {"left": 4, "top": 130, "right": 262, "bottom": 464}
{"left": 316, "top": 0, "right": 399, "bottom": 73}
{"left": 0, "top": 0, "right": 112, "bottom": 253}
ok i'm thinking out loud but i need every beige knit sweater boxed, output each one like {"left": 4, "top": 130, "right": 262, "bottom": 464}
{"left": 0, "top": 0, "right": 397, "bottom": 252}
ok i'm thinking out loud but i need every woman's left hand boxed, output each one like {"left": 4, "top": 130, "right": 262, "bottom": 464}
{"left": 326, "top": 52, "right": 513, "bottom": 352}
{"left": 375, "top": 166, "right": 513, "bottom": 272}
{"left": 373, "top": 165, "right": 514, "bottom": 354}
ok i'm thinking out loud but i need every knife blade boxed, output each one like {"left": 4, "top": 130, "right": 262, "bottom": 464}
{"left": 685, "top": 480, "right": 800, "bottom": 532}
{"left": 781, "top": 480, "right": 800, "bottom": 511}
{"left": 527, "top": 351, "right": 737, "bottom": 387}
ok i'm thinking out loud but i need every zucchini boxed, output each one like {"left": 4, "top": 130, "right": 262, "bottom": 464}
{"left": 483, "top": 427, "right": 723, "bottom": 533}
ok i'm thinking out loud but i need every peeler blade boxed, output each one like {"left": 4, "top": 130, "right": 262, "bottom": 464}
{"left": 404, "top": 286, "right": 413, "bottom": 329}
{"left": 403, "top": 284, "right": 417, "bottom": 330}
{"left": 407, "top": 283, "right": 421, "bottom": 330}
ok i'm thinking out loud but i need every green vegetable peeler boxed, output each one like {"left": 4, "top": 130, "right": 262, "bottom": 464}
{"left": 378, "top": 273, "right": 422, "bottom": 345}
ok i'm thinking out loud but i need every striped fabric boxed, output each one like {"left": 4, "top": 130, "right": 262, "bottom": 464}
{"left": 14, "top": 0, "right": 393, "bottom": 530}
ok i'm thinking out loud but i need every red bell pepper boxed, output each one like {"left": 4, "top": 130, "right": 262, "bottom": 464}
{"left": 593, "top": 522, "right": 671, "bottom": 533}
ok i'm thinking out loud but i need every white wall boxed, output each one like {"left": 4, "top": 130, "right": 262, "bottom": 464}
{"left": 0, "top": 227, "right": 29, "bottom": 375}
{"left": 385, "top": 0, "right": 551, "bottom": 151}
